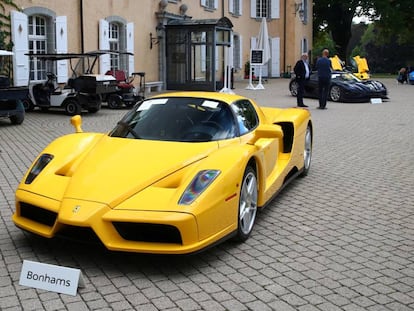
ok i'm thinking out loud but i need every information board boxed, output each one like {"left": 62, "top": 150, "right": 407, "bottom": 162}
{"left": 250, "top": 49, "right": 264, "bottom": 65}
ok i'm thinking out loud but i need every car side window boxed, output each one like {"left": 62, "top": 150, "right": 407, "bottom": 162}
{"left": 230, "top": 100, "right": 259, "bottom": 135}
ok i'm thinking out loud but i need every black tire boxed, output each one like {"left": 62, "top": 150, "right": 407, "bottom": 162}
{"left": 22, "top": 98, "right": 34, "bottom": 112}
{"left": 300, "top": 124, "right": 312, "bottom": 177}
{"left": 329, "top": 85, "right": 342, "bottom": 102}
{"left": 234, "top": 165, "right": 258, "bottom": 242}
{"left": 10, "top": 114, "right": 24, "bottom": 125}
{"left": 64, "top": 99, "right": 82, "bottom": 116}
{"left": 289, "top": 80, "right": 299, "bottom": 96}
{"left": 107, "top": 94, "right": 123, "bottom": 109}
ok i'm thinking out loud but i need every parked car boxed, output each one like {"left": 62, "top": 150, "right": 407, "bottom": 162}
{"left": 289, "top": 71, "right": 388, "bottom": 103}
{"left": 0, "top": 50, "right": 28, "bottom": 125}
{"left": 13, "top": 91, "right": 312, "bottom": 254}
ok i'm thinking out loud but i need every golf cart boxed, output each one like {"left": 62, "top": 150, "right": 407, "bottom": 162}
{"left": 0, "top": 50, "right": 28, "bottom": 125}
{"left": 104, "top": 70, "right": 145, "bottom": 108}
{"left": 25, "top": 52, "right": 117, "bottom": 115}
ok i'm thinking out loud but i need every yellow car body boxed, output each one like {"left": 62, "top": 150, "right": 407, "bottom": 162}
{"left": 13, "top": 91, "right": 312, "bottom": 254}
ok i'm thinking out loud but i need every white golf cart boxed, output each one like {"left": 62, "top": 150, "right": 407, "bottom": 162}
{"left": 25, "top": 52, "right": 117, "bottom": 115}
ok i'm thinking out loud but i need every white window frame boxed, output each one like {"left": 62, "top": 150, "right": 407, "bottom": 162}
{"left": 28, "top": 15, "right": 47, "bottom": 81}
{"left": 229, "top": 0, "right": 243, "bottom": 16}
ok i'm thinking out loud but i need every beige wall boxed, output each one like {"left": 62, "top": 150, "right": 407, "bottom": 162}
{"left": 10, "top": 0, "right": 312, "bottom": 83}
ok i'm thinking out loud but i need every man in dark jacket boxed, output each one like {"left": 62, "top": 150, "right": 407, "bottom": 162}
{"left": 294, "top": 53, "right": 310, "bottom": 107}
{"left": 316, "top": 49, "right": 332, "bottom": 109}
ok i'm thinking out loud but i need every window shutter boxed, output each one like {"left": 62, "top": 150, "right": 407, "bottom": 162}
{"left": 126, "top": 22, "right": 134, "bottom": 76}
{"left": 270, "top": 37, "right": 280, "bottom": 77}
{"left": 240, "top": 0, "right": 243, "bottom": 15}
{"left": 99, "top": 19, "right": 110, "bottom": 74}
{"left": 10, "top": 11, "right": 29, "bottom": 86}
{"left": 250, "top": 0, "right": 256, "bottom": 18}
{"left": 214, "top": 0, "right": 219, "bottom": 9}
{"left": 239, "top": 35, "right": 243, "bottom": 70}
{"left": 200, "top": 0, "right": 206, "bottom": 7}
{"left": 270, "top": 0, "right": 280, "bottom": 19}
{"left": 55, "top": 16, "right": 68, "bottom": 83}
{"left": 229, "top": 0, "right": 234, "bottom": 13}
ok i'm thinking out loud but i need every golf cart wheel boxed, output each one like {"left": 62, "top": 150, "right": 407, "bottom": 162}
{"left": 64, "top": 99, "right": 82, "bottom": 116}
{"left": 107, "top": 94, "right": 123, "bottom": 109}
{"left": 22, "top": 98, "right": 34, "bottom": 112}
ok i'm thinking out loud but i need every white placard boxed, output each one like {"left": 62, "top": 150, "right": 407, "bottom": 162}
{"left": 19, "top": 260, "right": 84, "bottom": 296}
{"left": 370, "top": 98, "right": 382, "bottom": 104}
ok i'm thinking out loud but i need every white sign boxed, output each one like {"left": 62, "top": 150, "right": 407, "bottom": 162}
{"left": 19, "top": 260, "right": 84, "bottom": 296}
{"left": 370, "top": 98, "right": 383, "bottom": 104}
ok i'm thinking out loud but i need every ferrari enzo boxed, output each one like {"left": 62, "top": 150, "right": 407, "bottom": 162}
{"left": 13, "top": 92, "right": 312, "bottom": 254}
{"left": 289, "top": 71, "right": 388, "bottom": 103}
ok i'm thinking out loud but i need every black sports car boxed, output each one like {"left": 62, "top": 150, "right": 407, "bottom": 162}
{"left": 289, "top": 71, "right": 388, "bottom": 103}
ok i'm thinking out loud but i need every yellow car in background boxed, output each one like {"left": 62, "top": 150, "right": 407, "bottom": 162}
{"left": 13, "top": 92, "right": 312, "bottom": 254}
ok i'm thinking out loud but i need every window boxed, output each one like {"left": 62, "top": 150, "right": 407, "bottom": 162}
{"left": 28, "top": 15, "right": 47, "bottom": 81}
{"left": 201, "top": 0, "right": 218, "bottom": 10}
{"left": 256, "top": 0, "right": 269, "bottom": 18}
{"left": 231, "top": 100, "right": 259, "bottom": 135}
{"left": 233, "top": 34, "right": 241, "bottom": 70}
{"left": 109, "top": 22, "right": 120, "bottom": 70}
{"left": 230, "top": 0, "right": 242, "bottom": 15}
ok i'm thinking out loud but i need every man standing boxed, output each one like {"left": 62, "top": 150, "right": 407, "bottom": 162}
{"left": 294, "top": 52, "right": 310, "bottom": 107}
{"left": 316, "top": 49, "right": 332, "bottom": 109}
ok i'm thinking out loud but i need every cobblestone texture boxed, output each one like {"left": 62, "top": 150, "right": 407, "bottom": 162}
{"left": 1, "top": 78, "right": 413, "bottom": 310}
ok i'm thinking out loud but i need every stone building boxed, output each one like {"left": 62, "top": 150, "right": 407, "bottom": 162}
{"left": 7, "top": 0, "right": 312, "bottom": 91}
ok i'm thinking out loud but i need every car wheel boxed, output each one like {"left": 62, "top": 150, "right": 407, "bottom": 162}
{"left": 22, "top": 98, "right": 34, "bottom": 112}
{"left": 329, "top": 85, "right": 342, "bottom": 102}
{"left": 289, "top": 80, "right": 299, "bottom": 96}
{"left": 235, "top": 165, "right": 258, "bottom": 242}
{"left": 10, "top": 114, "right": 24, "bottom": 125}
{"left": 300, "top": 124, "right": 312, "bottom": 177}
{"left": 107, "top": 94, "right": 123, "bottom": 109}
{"left": 64, "top": 99, "right": 82, "bottom": 116}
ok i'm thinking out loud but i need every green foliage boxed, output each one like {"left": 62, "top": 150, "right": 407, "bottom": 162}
{"left": 0, "top": 0, "right": 21, "bottom": 50}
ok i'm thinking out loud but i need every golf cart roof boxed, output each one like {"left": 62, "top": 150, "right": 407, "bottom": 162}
{"left": 25, "top": 50, "right": 133, "bottom": 60}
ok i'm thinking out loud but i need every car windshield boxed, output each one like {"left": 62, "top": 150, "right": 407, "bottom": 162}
{"left": 332, "top": 72, "right": 362, "bottom": 82}
{"left": 109, "top": 97, "right": 237, "bottom": 142}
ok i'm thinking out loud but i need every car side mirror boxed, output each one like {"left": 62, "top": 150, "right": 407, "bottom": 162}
{"left": 70, "top": 115, "right": 83, "bottom": 133}
{"left": 254, "top": 124, "right": 283, "bottom": 140}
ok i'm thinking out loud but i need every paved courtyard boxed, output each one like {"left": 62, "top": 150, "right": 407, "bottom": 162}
{"left": 1, "top": 77, "right": 413, "bottom": 311}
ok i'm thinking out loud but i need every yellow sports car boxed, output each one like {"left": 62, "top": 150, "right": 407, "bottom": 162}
{"left": 13, "top": 92, "right": 312, "bottom": 254}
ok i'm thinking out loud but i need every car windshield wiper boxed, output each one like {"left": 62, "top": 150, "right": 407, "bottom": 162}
{"left": 116, "top": 121, "right": 141, "bottom": 139}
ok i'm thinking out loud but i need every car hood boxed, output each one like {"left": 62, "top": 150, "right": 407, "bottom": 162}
{"left": 336, "top": 79, "right": 386, "bottom": 92}
{"left": 62, "top": 136, "right": 219, "bottom": 207}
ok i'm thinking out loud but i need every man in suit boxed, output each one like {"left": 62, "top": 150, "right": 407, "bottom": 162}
{"left": 316, "top": 49, "right": 332, "bottom": 109}
{"left": 294, "top": 53, "right": 310, "bottom": 108}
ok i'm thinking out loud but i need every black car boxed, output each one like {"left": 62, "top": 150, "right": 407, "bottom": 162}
{"left": 289, "top": 71, "right": 388, "bottom": 103}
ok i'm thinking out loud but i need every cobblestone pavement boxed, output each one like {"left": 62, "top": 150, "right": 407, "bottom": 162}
{"left": 1, "top": 78, "right": 413, "bottom": 311}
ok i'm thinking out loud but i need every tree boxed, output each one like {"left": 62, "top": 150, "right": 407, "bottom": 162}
{"left": 367, "top": 0, "right": 414, "bottom": 44}
{"left": 313, "top": 0, "right": 369, "bottom": 60}
{"left": 0, "top": 0, "right": 21, "bottom": 50}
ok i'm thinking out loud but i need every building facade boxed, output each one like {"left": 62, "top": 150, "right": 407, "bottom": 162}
{"left": 7, "top": 0, "right": 312, "bottom": 90}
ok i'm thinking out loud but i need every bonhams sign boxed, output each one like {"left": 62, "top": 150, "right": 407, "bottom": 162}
{"left": 19, "top": 260, "right": 84, "bottom": 296}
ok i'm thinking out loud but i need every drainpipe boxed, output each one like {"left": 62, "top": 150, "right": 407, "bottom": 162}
{"left": 80, "top": 0, "right": 84, "bottom": 53}
{"left": 283, "top": 0, "right": 287, "bottom": 76}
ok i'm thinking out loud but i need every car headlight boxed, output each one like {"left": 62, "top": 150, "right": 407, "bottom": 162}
{"left": 25, "top": 154, "right": 54, "bottom": 184}
{"left": 179, "top": 170, "right": 221, "bottom": 205}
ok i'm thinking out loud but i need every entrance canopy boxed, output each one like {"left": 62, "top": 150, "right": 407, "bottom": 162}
{"left": 166, "top": 17, "right": 233, "bottom": 91}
